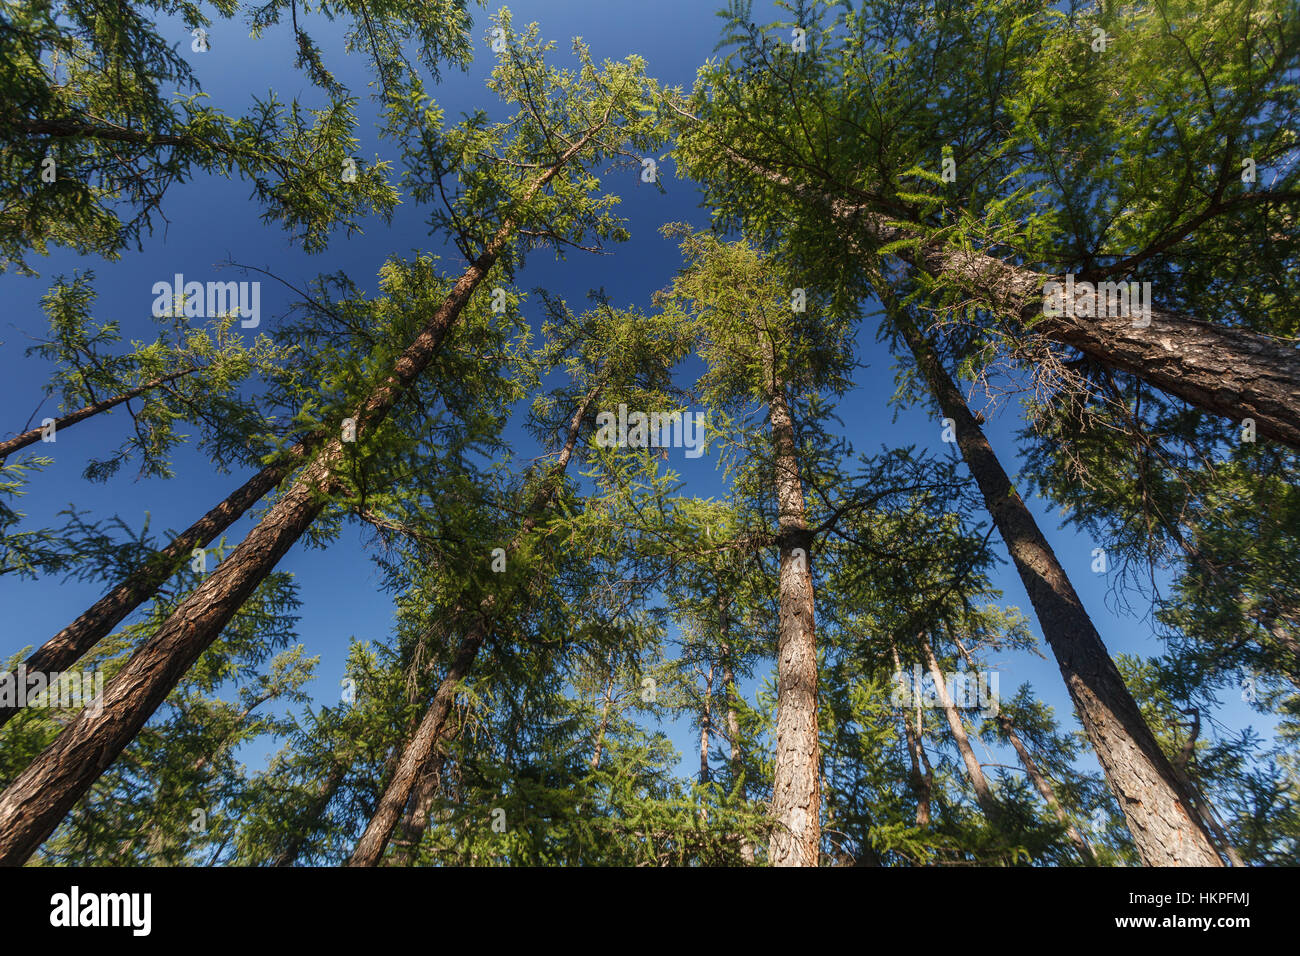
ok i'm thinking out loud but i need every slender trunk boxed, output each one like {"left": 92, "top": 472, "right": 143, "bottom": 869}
{"left": 952, "top": 639, "right": 1094, "bottom": 862}
{"left": 762, "top": 342, "right": 820, "bottom": 867}
{"left": 699, "top": 663, "right": 713, "bottom": 785}
{"left": 718, "top": 594, "right": 754, "bottom": 863}
{"left": 922, "top": 635, "right": 1002, "bottom": 825}
{"left": 891, "top": 640, "right": 932, "bottom": 827}
{"left": 0, "top": 133, "right": 605, "bottom": 865}
{"left": 1000, "top": 714, "right": 1095, "bottom": 863}
{"left": 0, "top": 367, "right": 199, "bottom": 461}
{"left": 0, "top": 442, "right": 310, "bottom": 729}
{"left": 895, "top": 307, "right": 1223, "bottom": 866}
{"left": 347, "top": 384, "right": 600, "bottom": 866}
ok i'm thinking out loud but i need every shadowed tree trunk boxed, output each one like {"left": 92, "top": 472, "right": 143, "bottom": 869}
{"left": 347, "top": 383, "right": 601, "bottom": 866}
{"left": 893, "top": 304, "right": 1223, "bottom": 866}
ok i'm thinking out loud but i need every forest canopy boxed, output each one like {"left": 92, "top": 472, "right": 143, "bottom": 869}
{"left": 0, "top": 0, "right": 1296, "bottom": 868}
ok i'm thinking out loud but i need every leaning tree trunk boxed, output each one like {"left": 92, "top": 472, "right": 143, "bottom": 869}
{"left": 1000, "top": 713, "right": 1096, "bottom": 864}
{"left": 891, "top": 639, "right": 932, "bottom": 827}
{"left": 762, "top": 344, "right": 821, "bottom": 867}
{"left": 922, "top": 634, "right": 1002, "bottom": 826}
{"left": 699, "top": 663, "right": 713, "bottom": 785}
{"left": 0, "top": 131, "right": 607, "bottom": 865}
{"left": 894, "top": 307, "right": 1224, "bottom": 866}
{"left": 692, "top": 133, "right": 1300, "bottom": 449}
{"left": 0, "top": 367, "right": 200, "bottom": 461}
{"left": 347, "top": 384, "right": 601, "bottom": 866}
{"left": 0, "top": 440, "right": 313, "bottom": 729}
{"left": 953, "top": 638, "right": 1095, "bottom": 862}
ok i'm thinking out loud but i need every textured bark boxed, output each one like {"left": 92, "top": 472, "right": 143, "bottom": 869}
{"left": 693, "top": 135, "right": 1300, "bottom": 449}
{"left": 914, "top": 241, "right": 1300, "bottom": 449}
{"left": 0, "top": 443, "right": 310, "bottom": 729}
{"left": 347, "top": 384, "right": 600, "bottom": 866}
{"left": 0, "top": 133, "right": 604, "bottom": 865}
{"left": 891, "top": 640, "right": 932, "bottom": 827}
{"left": 763, "top": 341, "right": 821, "bottom": 867}
{"left": 389, "top": 748, "right": 447, "bottom": 866}
{"left": 0, "top": 367, "right": 198, "bottom": 461}
{"left": 898, "top": 312, "right": 1224, "bottom": 866}
{"left": 922, "top": 635, "right": 1002, "bottom": 826}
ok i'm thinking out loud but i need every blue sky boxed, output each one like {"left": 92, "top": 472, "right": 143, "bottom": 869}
{"left": 0, "top": 0, "right": 1271, "bottom": 804}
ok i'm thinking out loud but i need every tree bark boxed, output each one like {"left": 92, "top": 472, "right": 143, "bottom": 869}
{"left": 891, "top": 640, "right": 932, "bottom": 827}
{"left": 0, "top": 367, "right": 199, "bottom": 461}
{"left": 0, "top": 131, "right": 607, "bottom": 865}
{"left": 762, "top": 340, "right": 821, "bottom": 867}
{"left": 922, "top": 635, "right": 1002, "bottom": 826}
{"left": 687, "top": 130, "right": 1300, "bottom": 449}
{"left": 896, "top": 308, "right": 1224, "bottom": 866}
{"left": 346, "top": 382, "right": 601, "bottom": 866}
{"left": 0, "top": 442, "right": 310, "bottom": 729}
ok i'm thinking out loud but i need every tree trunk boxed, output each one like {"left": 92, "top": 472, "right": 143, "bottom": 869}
{"left": 952, "top": 638, "right": 1094, "bottom": 862}
{"left": 1000, "top": 713, "right": 1095, "bottom": 863}
{"left": 922, "top": 634, "right": 1002, "bottom": 826}
{"left": 699, "top": 663, "right": 713, "bottom": 785}
{"left": 389, "top": 751, "right": 446, "bottom": 867}
{"left": 691, "top": 133, "right": 1300, "bottom": 448}
{"left": 762, "top": 343, "right": 821, "bottom": 867}
{"left": 0, "top": 132, "right": 606, "bottom": 865}
{"left": 0, "top": 442, "right": 311, "bottom": 729}
{"left": 891, "top": 640, "right": 932, "bottom": 827}
{"left": 895, "top": 308, "right": 1224, "bottom": 866}
{"left": 0, "top": 367, "right": 199, "bottom": 461}
{"left": 346, "top": 383, "right": 601, "bottom": 866}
